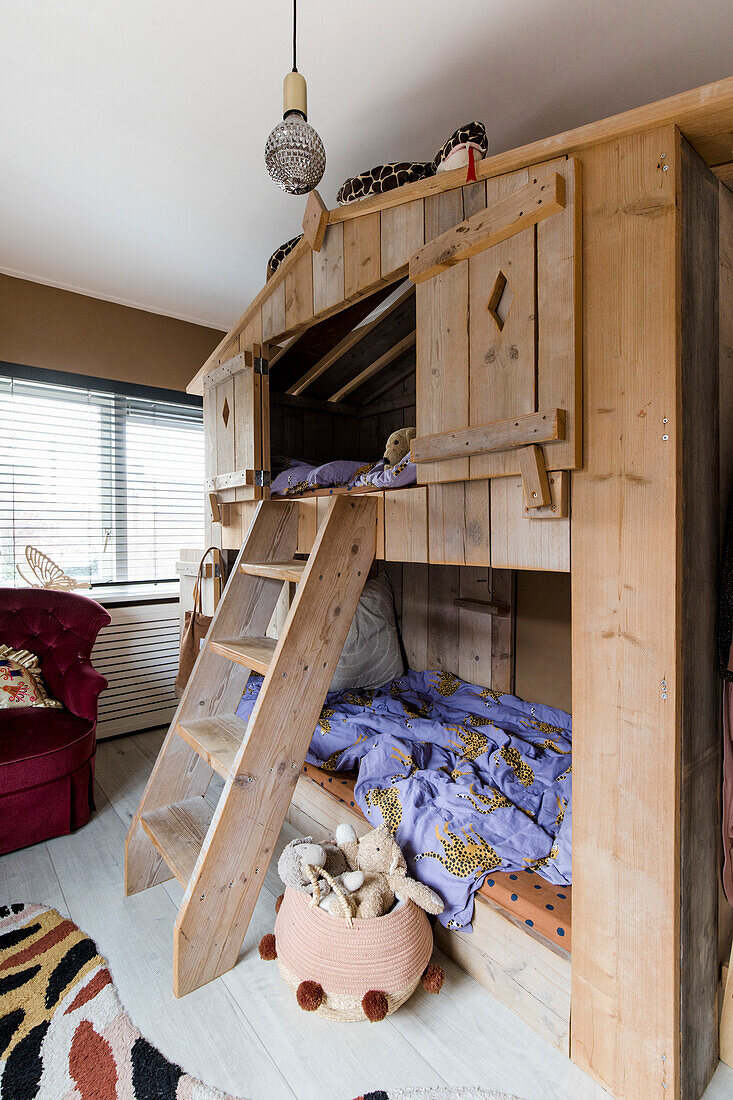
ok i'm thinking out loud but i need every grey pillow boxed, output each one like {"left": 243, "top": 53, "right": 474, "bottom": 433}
{"left": 330, "top": 573, "right": 404, "bottom": 692}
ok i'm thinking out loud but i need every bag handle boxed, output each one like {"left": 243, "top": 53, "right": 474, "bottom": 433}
{"left": 191, "top": 546, "right": 220, "bottom": 616}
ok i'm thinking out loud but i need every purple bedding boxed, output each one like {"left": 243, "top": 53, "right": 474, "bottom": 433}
{"left": 236, "top": 668, "right": 572, "bottom": 932}
{"left": 271, "top": 454, "right": 417, "bottom": 496}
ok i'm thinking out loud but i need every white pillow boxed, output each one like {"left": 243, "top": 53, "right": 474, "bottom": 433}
{"left": 330, "top": 573, "right": 404, "bottom": 692}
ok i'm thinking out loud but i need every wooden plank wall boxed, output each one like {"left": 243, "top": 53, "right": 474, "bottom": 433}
{"left": 358, "top": 369, "right": 417, "bottom": 458}
{"left": 381, "top": 562, "right": 514, "bottom": 694}
{"left": 514, "top": 572, "right": 571, "bottom": 713}
{"left": 268, "top": 371, "right": 416, "bottom": 469}
{"left": 269, "top": 394, "right": 356, "bottom": 467}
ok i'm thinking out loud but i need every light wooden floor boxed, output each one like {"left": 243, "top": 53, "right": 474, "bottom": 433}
{"left": 2, "top": 730, "right": 733, "bottom": 1100}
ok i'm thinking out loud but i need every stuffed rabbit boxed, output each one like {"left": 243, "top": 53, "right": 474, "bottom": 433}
{"left": 334, "top": 823, "right": 444, "bottom": 919}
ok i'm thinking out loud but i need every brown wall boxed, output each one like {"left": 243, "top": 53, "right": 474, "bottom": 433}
{"left": 515, "top": 570, "right": 572, "bottom": 712}
{"left": 0, "top": 274, "right": 224, "bottom": 391}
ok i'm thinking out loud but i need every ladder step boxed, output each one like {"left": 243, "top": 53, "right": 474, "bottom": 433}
{"left": 177, "top": 714, "right": 247, "bottom": 777}
{"left": 240, "top": 559, "right": 306, "bottom": 583}
{"left": 209, "top": 635, "right": 276, "bottom": 674}
{"left": 140, "top": 796, "right": 213, "bottom": 886}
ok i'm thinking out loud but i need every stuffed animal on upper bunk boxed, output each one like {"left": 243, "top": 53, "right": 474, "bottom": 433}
{"left": 383, "top": 426, "right": 417, "bottom": 468}
{"left": 259, "top": 823, "right": 445, "bottom": 1021}
{"left": 266, "top": 123, "right": 488, "bottom": 277}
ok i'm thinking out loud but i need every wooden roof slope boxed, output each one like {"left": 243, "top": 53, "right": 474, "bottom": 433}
{"left": 188, "top": 73, "right": 733, "bottom": 397}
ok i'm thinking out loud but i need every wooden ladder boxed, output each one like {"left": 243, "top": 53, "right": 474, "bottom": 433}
{"left": 125, "top": 494, "right": 378, "bottom": 996}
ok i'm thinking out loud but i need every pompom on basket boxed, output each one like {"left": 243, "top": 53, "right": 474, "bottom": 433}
{"left": 260, "top": 874, "right": 444, "bottom": 1022}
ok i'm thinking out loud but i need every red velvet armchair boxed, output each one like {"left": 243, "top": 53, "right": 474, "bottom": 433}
{"left": 0, "top": 588, "right": 110, "bottom": 855}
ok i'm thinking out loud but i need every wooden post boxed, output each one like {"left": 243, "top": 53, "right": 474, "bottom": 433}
{"left": 572, "top": 126, "right": 720, "bottom": 1099}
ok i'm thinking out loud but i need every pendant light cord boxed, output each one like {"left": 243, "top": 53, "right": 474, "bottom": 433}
{"left": 292, "top": 0, "right": 297, "bottom": 72}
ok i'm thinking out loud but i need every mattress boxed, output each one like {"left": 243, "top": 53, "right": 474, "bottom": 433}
{"left": 300, "top": 762, "right": 572, "bottom": 952}
{"left": 236, "top": 669, "right": 572, "bottom": 934}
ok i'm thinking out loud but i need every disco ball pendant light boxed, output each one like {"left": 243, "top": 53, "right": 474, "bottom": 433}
{"left": 264, "top": 0, "right": 325, "bottom": 195}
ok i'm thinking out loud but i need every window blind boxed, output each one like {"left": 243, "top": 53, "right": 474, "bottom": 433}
{"left": 0, "top": 369, "right": 204, "bottom": 588}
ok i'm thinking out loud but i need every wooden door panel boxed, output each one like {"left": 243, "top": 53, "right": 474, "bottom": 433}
{"left": 469, "top": 227, "right": 536, "bottom": 480}
{"left": 205, "top": 346, "right": 268, "bottom": 503}
{"left": 215, "top": 376, "right": 235, "bottom": 480}
{"left": 414, "top": 157, "right": 580, "bottom": 485}
{"left": 415, "top": 263, "right": 469, "bottom": 483}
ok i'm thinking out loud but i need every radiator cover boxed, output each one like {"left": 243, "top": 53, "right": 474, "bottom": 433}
{"left": 92, "top": 594, "right": 179, "bottom": 739}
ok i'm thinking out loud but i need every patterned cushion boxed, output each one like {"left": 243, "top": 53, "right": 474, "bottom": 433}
{"left": 433, "top": 121, "right": 488, "bottom": 171}
{"left": 267, "top": 233, "right": 303, "bottom": 279}
{"left": 0, "top": 644, "right": 62, "bottom": 709}
{"left": 336, "top": 161, "right": 435, "bottom": 206}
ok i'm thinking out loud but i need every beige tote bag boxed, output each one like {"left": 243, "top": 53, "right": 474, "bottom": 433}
{"left": 175, "top": 547, "right": 220, "bottom": 696}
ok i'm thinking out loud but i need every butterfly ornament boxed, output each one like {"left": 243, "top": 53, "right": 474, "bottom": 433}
{"left": 16, "top": 545, "right": 90, "bottom": 591}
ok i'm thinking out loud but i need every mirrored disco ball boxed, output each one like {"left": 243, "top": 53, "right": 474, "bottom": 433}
{"left": 265, "top": 115, "right": 326, "bottom": 195}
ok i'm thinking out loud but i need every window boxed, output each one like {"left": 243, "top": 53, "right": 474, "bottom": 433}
{"left": 0, "top": 367, "right": 204, "bottom": 588}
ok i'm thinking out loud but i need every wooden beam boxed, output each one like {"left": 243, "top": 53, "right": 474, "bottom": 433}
{"left": 324, "top": 75, "right": 733, "bottom": 226}
{"left": 715, "top": 161, "right": 733, "bottom": 192}
{"left": 411, "top": 409, "right": 565, "bottom": 465}
{"left": 272, "top": 391, "right": 358, "bottom": 416}
{"left": 202, "top": 351, "right": 249, "bottom": 390}
{"left": 677, "top": 134, "right": 721, "bottom": 1100}
{"left": 571, "top": 126, "right": 722, "bottom": 1100}
{"left": 409, "top": 173, "right": 565, "bottom": 285}
{"left": 518, "top": 445, "right": 552, "bottom": 508}
{"left": 187, "top": 235, "right": 311, "bottom": 394}
{"left": 328, "top": 330, "right": 416, "bottom": 403}
{"left": 206, "top": 470, "right": 255, "bottom": 493}
{"left": 286, "top": 283, "right": 414, "bottom": 396}
{"left": 302, "top": 189, "right": 329, "bottom": 251}
{"left": 268, "top": 334, "right": 299, "bottom": 368}
{"left": 453, "top": 597, "right": 510, "bottom": 616}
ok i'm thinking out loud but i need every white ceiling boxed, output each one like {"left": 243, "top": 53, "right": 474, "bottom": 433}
{"left": 3, "top": 0, "right": 733, "bottom": 331}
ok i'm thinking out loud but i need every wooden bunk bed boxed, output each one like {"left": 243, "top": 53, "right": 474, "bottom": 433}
{"left": 125, "top": 75, "right": 733, "bottom": 1100}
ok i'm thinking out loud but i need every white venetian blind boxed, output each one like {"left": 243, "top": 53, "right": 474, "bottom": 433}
{"left": 0, "top": 370, "right": 204, "bottom": 588}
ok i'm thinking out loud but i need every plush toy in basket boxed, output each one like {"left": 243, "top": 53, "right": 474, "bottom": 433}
{"left": 259, "top": 823, "right": 446, "bottom": 1021}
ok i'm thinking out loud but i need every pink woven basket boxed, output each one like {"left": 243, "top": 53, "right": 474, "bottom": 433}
{"left": 274, "top": 887, "right": 434, "bottom": 1021}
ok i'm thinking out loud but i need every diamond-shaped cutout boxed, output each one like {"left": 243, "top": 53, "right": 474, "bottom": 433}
{"left": 487, "top": 270, "right": 514, "bottom": 331}
{"left": 221, "top": 397, "right": 230, "bottom": 427}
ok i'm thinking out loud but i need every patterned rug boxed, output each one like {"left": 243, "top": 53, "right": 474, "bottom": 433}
{"left": 0, "top": 903, "right": 520, "bottom": 1100}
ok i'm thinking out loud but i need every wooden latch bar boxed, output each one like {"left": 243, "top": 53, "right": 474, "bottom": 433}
{"left": 409, "top": 172, "right": 566, "bottom": 284}
{"left": 518, "top": 445, "right": 552, "bottom": 508}
{"left": 410, "top": 408, "right": 565, "bottom": 465}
